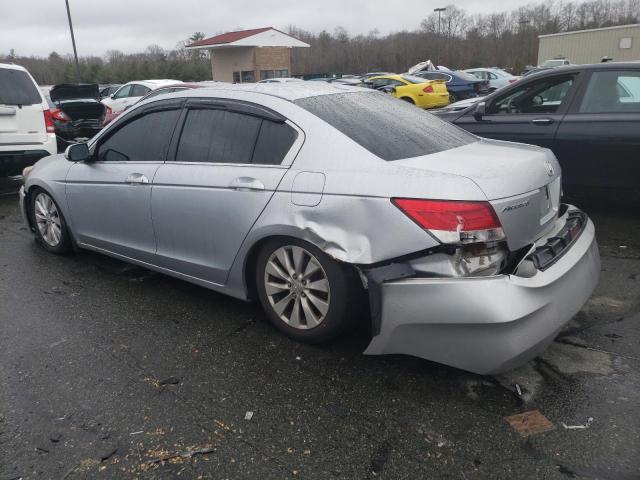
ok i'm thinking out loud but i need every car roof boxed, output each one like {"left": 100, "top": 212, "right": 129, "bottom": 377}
{"left": 173, "top": 82, "right": 374, "bottom": 102}
{"left": 526, "top": 61, "right": 640, "bottom": 77}
{"left": 0, "top": 62, "right": 29, "bottom": 72}
{"left": 368, "top": 74, "right": 405, "bottom": 81}
{"left": 123, "top": 79, "right": 180, "bottom": 88}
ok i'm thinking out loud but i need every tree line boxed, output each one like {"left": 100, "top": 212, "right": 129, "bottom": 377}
{"left": 2, "top": 0, "right": 638, "bottom": 85}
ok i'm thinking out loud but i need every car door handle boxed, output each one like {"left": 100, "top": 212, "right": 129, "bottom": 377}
{"left": 125, "top": 173, "right": 149, "bottom": 184}
{"left": 229, "top": 177, "right": 265, "bottom": 191}
{"left": 531, "top": 118, "right": 554, "bottom": 126}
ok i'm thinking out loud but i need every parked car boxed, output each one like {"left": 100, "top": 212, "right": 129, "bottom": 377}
{"left": 19, "top": 84, "right": 599, "bottom": 374}
{"left": 433, "top": 62, "right": 640, "bottom": 203}
{"left": 103, "top": 82, "right": 199, "bottom": 126}
{"left": 0, "top": 63, "right": 56, "bottom": 177}
{"left": 258, "top": 77, "right": 304, "bottom": 84}
{"left": 359, "top": 72, "right": 394, "bottom": 81}
{"left": 413, "top": 70, "right": 490, "bottom": 102}
{"left": 99, "top": 84, "right": 121, "bottom": 99}
{"left": 463, "top": 68, "right": 520, "bottom": 91}
{"left": 101, "top": 79, "right": 179, "bottom": 114}
{"left": 541, "top": 59, "right": 571, "bottom": 68}
{"left": 41, "top": 84, "right": 106, "bottom": 150}
{"left": 366, "top": 74, "right": 449, "bottom": 108}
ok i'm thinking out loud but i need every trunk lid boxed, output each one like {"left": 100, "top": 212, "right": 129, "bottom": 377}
{"left": 50, "top": 83, "right": 100, "bottom": 102}
{"left": 427, "top": 79, "right": 448, "bottom": 95}
{"left": 393, "top": 139, "right": 562, "bottom": 250}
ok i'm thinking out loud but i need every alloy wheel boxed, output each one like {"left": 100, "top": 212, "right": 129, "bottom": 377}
{"left": 264, "top": 245, "right": 331, "bottom": 330}
{"left": 34, "top": 192, "right": 62, "bottom": 247}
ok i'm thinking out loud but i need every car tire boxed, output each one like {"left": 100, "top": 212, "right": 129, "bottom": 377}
{"left": 449, "top": 93, "right": 458, "bottom": 103}
{"left": 255, "top": 238, "right": 357, "bottom": 344}
{"left": 29, "top": 188, "right": 73, "bottom": 255}
{"left": 400, "top": 97, "right": 415, "bottom": 104}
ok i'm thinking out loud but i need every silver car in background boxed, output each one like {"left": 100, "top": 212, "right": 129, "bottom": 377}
{"left": 19, "top": 83, "right": 600, "bottom": 374}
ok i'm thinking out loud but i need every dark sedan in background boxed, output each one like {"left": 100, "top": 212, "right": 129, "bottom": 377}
{"left": 42, "top": 84, "right": 106, "bottom": 150}
{"left": 414, "top": 70, "right": 490, "bottom": 102}
{"left": 433, "top": 63, "right": 640, "bottom": 204}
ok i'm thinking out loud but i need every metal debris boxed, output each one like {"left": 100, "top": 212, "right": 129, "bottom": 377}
{"left": 505, "top": 410, "right": 555, "bottom": 437}
{"left": 244, "top": 411, "right": 254, "bottom": 421}
{"left": 515, "top": 383, "right": 522, "bottom": 397}
{"left": 561, "top": 417, "right": 594, "bottom": 430}
{"left": 129, "top": 431, "right": 144, "bottom": 436}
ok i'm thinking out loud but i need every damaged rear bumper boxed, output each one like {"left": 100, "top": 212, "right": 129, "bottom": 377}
{"left": 363, "top": 208, "right": 600, "bottom": 375}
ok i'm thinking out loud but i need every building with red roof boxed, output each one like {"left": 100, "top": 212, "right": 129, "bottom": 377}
{"left": 186, "top": 27, "right": 310, "bottom": 83}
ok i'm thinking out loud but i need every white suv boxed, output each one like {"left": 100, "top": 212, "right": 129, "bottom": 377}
{"left": 0, "top": 63, "right": 56, "bottom": 176}
{"left": 101, "top": 79, "right": 179, "bottom": 114}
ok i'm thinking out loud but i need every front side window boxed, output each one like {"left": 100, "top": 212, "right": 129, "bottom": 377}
{"left": 579, "top": 71, "right": 640, "bottom": 113}
{"left": 0, "top": 69, "right": 42, "bottom": 105}
{"left": 233, "top": 72, "right": 241, "bottom": 83}
{"left": 96, "top": 109, "right": 180, "bottom": 162}
{"left": 241, "top": 71, "right": 255, "bottom": 83}
{"left": 489, "top": 75, "right": 575, "bottom": 114}
{"left": 113, "top": 85, "right": 132, "bottom": 99}
{"left": 295, "top": 91, "right": 476, "bottom": 161}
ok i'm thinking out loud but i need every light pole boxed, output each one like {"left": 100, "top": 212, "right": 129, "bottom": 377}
{"left": 518, "top": 19, "right": 530, "bottom": 70}
{"left": 434, "top": 7, "right": 446, "bottom": 66}
{"left": 65, "top": 0, "right": 80, "bottom": 80}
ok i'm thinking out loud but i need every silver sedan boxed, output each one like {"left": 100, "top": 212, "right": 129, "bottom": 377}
{"left": 19, "top": 83, "right": 600, "bottom": 374}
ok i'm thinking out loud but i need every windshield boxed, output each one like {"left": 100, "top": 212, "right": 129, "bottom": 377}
{"left": 454, "top": 71, "right": 480, "bottom": 81}
{"left": 0, "top": 69, "right": 42, "bottom": 106}
{"left": 295, "top": 91, "right": 476, "bottom": 161}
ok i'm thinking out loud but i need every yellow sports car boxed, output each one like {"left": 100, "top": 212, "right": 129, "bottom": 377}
{"left": 367, "top": 74, "right": 450, "bottom": 109}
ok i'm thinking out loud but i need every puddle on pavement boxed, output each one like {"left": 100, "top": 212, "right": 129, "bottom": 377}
{"left": 540, "top": 342, "right": 615, "bottom": 376}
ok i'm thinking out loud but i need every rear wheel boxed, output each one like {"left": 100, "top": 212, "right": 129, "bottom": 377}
{"left": 255, "top": 238, "right": 355, "bottom": 343}
{"left": 449, "top": 93, "right": 458, "bottom": 103}
{"left": 30, "top": 189, "right": 72, "bottom": 254}
{"left": 400, "top": 97, "right": 415, "bottom": 104}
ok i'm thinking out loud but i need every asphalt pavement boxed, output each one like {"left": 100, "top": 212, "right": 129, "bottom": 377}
{"left": 1, "top": 177, "right": 639, "bottom": 479}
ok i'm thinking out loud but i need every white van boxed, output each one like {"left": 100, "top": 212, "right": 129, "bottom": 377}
{"left": 0, "top": 63, "right": 57, "bottom": 177}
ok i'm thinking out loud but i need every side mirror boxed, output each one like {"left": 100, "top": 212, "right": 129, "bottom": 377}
{"left": 473, "top": 101, "right": 486, "bottom": 120}
{"left": 64, "top": 143, "right": 91, "bottom": 162}
{"left": 110, "top": 94, "right": 116, "bottom": 99}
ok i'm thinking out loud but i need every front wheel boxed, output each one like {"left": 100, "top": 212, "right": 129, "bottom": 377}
{"left": 449, "top": 93, "right": 458, "bottom": 103}
{"left": 30, "top": 189, "right": 73, "bottom": 254}
{"left": 255, "top": 238, "right": 356, "bottom": 343}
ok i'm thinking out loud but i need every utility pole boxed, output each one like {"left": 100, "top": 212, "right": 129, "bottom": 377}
{"left": 434, "top": 7, "right": 446, "bottom": 66}
{"left": 65, "top": 0, "right": 80, "bottom": 80}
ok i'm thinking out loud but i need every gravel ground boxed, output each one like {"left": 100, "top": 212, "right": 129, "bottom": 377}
{"left": 1, "top": 176, "right": 639, "bottom": 479}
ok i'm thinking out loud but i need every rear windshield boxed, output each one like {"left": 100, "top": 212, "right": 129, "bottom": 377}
{"left": 294, "top": 92, "right": 476, "bottom": 161}
{"left": 0, "top": 69, "right": 42, "bottom": 106}
{"left": 401, "top": 74, "right": 429, "bottom": 84}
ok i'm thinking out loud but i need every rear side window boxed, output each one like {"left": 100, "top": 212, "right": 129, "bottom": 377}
{"left": 176, "top": 109, "right": 297, "bottom": 165}
{"left": 579, "top": 70, "right": 640, "bottom": 113}
{"left": 132, "top": 85, "right": 151, "bottom": 96}
{"left": 295, "top": 92, "right": 475, "bottom": 161}
{"left": 97, "top": 109, "right": 180, "bottom": 162}
{"left": 253, "top": 120, "right": 298, "bottom": 165}
{"left": 0, "top": 69, "right": 42, "bottom": 106}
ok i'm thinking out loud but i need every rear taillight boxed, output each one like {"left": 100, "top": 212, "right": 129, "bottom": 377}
{"left": 43, "top": 109, "right": 55, "bottom": 133}
{"left": 392, "top": 198, "right": 505, "bottom": 244}
{"left": 508, "top": 79, "right": 518, "bottom": 84}
{"left": 50, "top": 108, "right": 70, "bottom": 122}
{"left": 105, "top": 105, "right": 113, "bottom": 115}
{"left": 423, "top": 85, "right": 434, "bottom": 93}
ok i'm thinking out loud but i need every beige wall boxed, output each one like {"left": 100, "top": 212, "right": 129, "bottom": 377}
{"left": 538, "top": 25, "right": 640, "bottom": 65}
{"left": 210, "top": 47, "right": 255, "bottom": 82}
{"left": 209, "top": 46, "right": 292, "bottom": 83}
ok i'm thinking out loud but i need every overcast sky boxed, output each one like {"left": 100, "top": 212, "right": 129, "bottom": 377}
{"left": 6, "top": 0, "right": 547, "bottom": 57}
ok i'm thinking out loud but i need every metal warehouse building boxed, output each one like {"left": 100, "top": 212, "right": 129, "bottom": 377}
{"left": 538, "top": 24, "right": 640, "bottom": 65}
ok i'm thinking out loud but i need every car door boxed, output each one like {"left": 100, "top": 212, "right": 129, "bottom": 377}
{"left": 454, "top": 72, "right": 582, "bottom": 150}
{"left": 554, "top": 68, "right": 640, "bottom": 194}
{"left": 65, "top": 100, "right": 183, "bottom": 263}
{"left": 107, "top": 84, "right": 133, "bottom": 113}
{"left": 151, "top": 98, "right": 302, "bottom": 285}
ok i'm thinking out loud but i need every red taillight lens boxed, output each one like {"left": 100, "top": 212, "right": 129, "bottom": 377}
{"left": 105, "top": 105, "right": 113, "bottom": 115}
{"left": 508, "top": 79, "right": 518, "bottom": 84}
{"left": 423, "top": 85, "right": 434, "bottom": 93}
{"left": 50, "top": 108, "right": 70, "bottom": 122}
{"left": 43, "top": 109, "right": 55, "bottom": 133}
{"left": 392, "top": 198, "right": 504, "bottom": 244}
